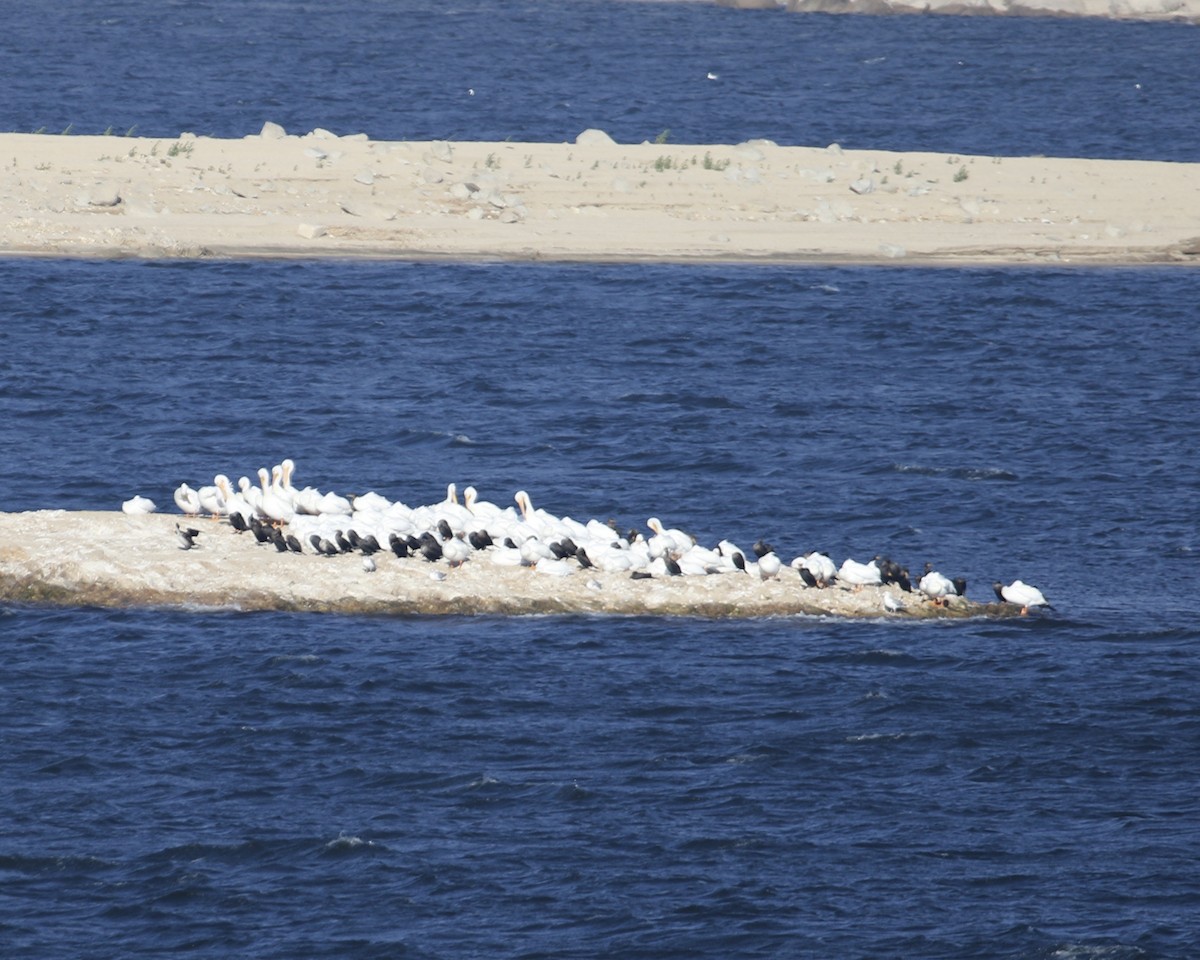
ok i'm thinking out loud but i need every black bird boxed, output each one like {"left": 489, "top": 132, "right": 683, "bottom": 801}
{"left": 798, "top": 566, "right": 818, "bottom": 589}
{"left": 576, "top": 547, "right": 594, "bottom": 569}
{"left": 388, "top": 533, "right": 409, "bottom": 558}
{"left": 359, "top": 534, "right": 381, "bottom": 555}
{"left": 174, "top": 523, "right": 201, "bottom": 550}
{"left": 345, "top": 529, "right": 363, "bottom": 550}
{"left": 752, "top": 539, "right": 775, "bottom": 559}
{"left": 630, "top": 570, "right": 653, "bottom": 580}
{"left": 558, "top": 537, "right": 579, "bottom": 557}
{"left": 417, "top": 532, "right": 443, "bottom": 562}
{"left": 335, "top": 531, "right": 353, "bottom": 554}
{"left": 952, "top": 577, "right": 967, "bottom": 597}
{"left": 317, "top": 538, "right": 339, "bottom": 557}
{"left": 309, "top": 534, "right": 338, "bottom": 557}
{"left": 664, "top": 556, "right": 682, "bottom": 577}
{"left": 271, "top": 528, "right": 288, "bottom": 552}
{"left": 286, "top": 534, "right": 304, "bottom": 554}
{"left": 228, "top": 511, "right": 249, "bottom": 533}
{"left": 250, "top": 518, "right": 273, "bottom": 544}
{"left": 437, "top": 518, "right": 454, "bottom": 541}
{"left": 468, "top": 530, "right": 493, "bottom": 551}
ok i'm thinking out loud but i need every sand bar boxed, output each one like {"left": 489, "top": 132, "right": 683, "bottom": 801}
{"left": 2, "top": 129, "right": 1197, "bottom": 266}
{"left": 723, "top": 0, "right": 1200, "bottom": 22}
{"left": 0, "top": 511, "right": 1016, "bottom": 620}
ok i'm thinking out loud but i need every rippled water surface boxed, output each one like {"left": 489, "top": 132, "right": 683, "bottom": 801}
{"left": 3, "top": 1, "right": 1200, "bottom": 956}
{"left": 1, "top": 259, "right": 1198, "bottom": 959}
{"left": 3, "top": 0, "right": 1199, "bottom": 159}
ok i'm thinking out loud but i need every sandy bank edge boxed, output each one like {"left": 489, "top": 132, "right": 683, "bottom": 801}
{"left": 0, "top": 511, "right": 1017, "bottom": 621}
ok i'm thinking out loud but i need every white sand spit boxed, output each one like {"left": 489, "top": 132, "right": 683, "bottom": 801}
{"left": 1, "top": 132, "right": 1197, "bottom": 266}
{"left": 0, "top": 511, "right": 1017, "bottom": 620}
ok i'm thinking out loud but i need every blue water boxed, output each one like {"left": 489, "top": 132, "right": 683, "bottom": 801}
{"left": 3, "top": 1, "right": 1200, "bottom": 957}
{"left": 2, "top": 259, "right": 1198, "bottom": 958}
{"left": 3, "top": 0, "right": 1199, "bottom": 160}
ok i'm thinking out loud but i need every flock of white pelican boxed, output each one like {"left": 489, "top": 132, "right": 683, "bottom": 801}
{"left": 123, "top": 459, "right": 1050, "bottom": 614}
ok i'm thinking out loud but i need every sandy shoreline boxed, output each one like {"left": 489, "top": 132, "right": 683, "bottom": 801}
{"left": 720, "top": 0, "right": 1200, "bottom": 22}
{"left": 2, "top": 129, "right": 1197, "bottom": 266}
{"left": 0, "top": 510, "right": 1016, "bottom": 621}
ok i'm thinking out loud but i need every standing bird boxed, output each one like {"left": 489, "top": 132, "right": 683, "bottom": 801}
{"left": 993, "top": 580, "right": 1050, "bottom": 615}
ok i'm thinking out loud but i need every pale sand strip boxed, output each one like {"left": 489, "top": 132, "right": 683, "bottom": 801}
{"left": 0, "top": 511, "right": 1012, "bottom": 620}
{"left": 2, "top": 130, "right": 1197, "bottom": 265}
{"left": 726, "top": 0, "right": 1200, "bottom": 22}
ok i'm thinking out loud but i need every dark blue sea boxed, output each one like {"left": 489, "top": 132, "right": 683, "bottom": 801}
{"left": 2, "top": 3, "right": 1199, "bottom": 959}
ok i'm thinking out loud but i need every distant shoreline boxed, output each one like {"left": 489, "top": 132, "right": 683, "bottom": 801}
{"left": 2, "top": 130, "right": 1197, "bottom": 267}
{"left": 714, "top": 0, "right": 1200, "bottom": 23}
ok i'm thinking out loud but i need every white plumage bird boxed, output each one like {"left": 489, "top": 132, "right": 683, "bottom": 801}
{"left": 993, "top": 580, "right": 1050, "bottom": 614}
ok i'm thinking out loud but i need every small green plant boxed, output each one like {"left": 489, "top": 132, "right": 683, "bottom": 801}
{"left": 702, "top": 151, "right": 730, "bottom": 171}
{"left": 654, "top": 128, "right": 671, "bottom": 145}
{"left": 654, "top": 155, "right": 674, "bottom": 172}
{"left": 60, "top": 123, "right": 74, "bottom": 135}
{"left": 893, "top": 159, "right": 903, "bottom": 175}
{"left": 167, "top": 139, "right": 194, "bottom": 157}
{"left": 953, "top": 165, "right": 969, "bottom": 183}
{"left": 485, "top": 152, "right": 499, "bottom": 169}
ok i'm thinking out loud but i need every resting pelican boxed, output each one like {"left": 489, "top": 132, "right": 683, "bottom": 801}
{"left": 757, "top": 551, "right": 782, "bottom": 581}
{"left": 173, "top": 483, "right": 201, "bottom": 516}
{"left": 838, "top": 557, "right": 882, "bottom": 589}
{"left": 993, "top": 580, "right": 1050, "bottom": 615}
{"left": 919, "top": 564, "right": 958, "bottom": 604}
{"left": 121, "top": 495, "right": 157, "bottom": 515}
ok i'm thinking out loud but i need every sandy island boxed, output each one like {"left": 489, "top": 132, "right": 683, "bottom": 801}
{"left": 0, "top": 510, "right": 1017, "bottom": 620}
{"left": 2, "top": 127, "right": 1197, "bottom": 266}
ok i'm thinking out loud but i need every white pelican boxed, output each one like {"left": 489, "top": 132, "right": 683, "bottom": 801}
{"left": 919, "top": 566, "right": 958, "bottom": 603}
{"left": 514, "top": 490, "right": 563, "bottom": 538}
{"left": 534, "top": 557, "right": 574, "bottom": 577}
{"left": 121, "top": 495, "right": 157, "bottom": 515}
{"left": 441, "top": 535, "right": 472, "bottom": 567}
{"left": 257, "top": 467, "right": 294, "bottom": 525}
{"left": 173, "top": 483, "right": 201, "bottom": 516}
{"left": 799, "top": 551, "right": 837, "bottom": 586}
{"left": 646, "top": 518, "right": 694, "bottom": 556}
{"left": 993, "top": 580, "right": 1050, "bottom": 614}
{"left": 838, "top": 557, "right": 882, "bottom": 588}
{"left": 216, "top": 475, "right": 255, "bottom": 524}
{"left": 757, "top": 551, "right": 782, "bottom": 581}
